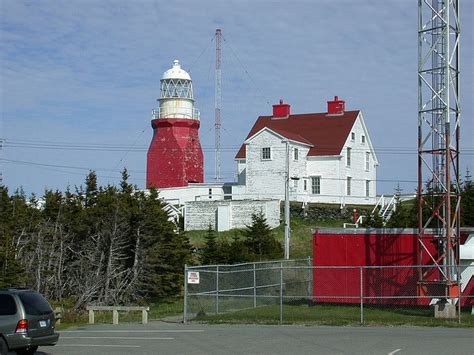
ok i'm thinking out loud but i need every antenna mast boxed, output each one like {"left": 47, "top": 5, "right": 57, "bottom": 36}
{"left": 417, "top": 0, "right": 461, "bottom": 302}
{"left": 214, "top": 29, "right": 222, "bottom": 181}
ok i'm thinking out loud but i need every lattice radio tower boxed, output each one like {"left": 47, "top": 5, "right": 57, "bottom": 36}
{"left": 214, "top": 29, "right": 222, "bottom": 181}
{"left": 417, "top": 0, "right": 461, "bottom": 299}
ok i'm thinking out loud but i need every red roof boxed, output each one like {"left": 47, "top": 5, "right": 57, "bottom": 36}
{"left": 235, "top": 110, "right": 360, "bottom": 159}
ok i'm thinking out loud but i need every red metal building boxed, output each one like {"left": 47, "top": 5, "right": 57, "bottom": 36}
{"left": 312, "top": 228, "right": 473, "bottom": 307}
{"left": 147, "top": 60, "right": 204, "bottom": 189}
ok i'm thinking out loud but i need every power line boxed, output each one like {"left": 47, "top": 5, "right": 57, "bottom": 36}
{"left": 2, "top": 158, "right": 422, "bottom": 184}
{"left": 4, "top": 137, "right": 473, "bottom": 151}
{"left": 108, "top": 126, "right": 147, "bottom": 179}
{"left": 222, "top": 34, "right": 272, "bottom": 107}
{"left": 3, "top": 141, "right": 473, "bottom": 156}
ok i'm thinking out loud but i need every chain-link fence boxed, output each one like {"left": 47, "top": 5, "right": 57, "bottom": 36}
{"left": 184, "top": 261, "right": 474, "bottom": 325}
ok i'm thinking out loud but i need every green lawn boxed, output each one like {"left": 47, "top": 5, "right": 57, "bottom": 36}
{"left": 55, "top": 296, "right": 474, "bottom": 329}
{"left": 187, "top": 216, "right": 342, "bottom": 260}
{"left": 193, "top": 303, "right": 474, "bottom": 327}
{"left": 55, "top": 298, "right": 184, "bottom": 330}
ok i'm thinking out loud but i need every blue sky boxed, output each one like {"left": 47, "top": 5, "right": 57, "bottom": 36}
{"left": 1, "top": 0, "right": 473, "bottom": 196}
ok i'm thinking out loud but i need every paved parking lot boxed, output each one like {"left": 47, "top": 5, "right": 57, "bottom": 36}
{"left": 33, "top": 321, "right": 473, "bottom": 355}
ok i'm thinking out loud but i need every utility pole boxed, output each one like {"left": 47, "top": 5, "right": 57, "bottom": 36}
{"left": 284, "top": 140, "right": 290, "bottom": 259}
{"left": 214, "top": 28, "right": 222, "bottom": 181}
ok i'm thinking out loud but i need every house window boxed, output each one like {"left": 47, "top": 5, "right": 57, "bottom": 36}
{"left": 361, "top": 135, "right": 366, "bottom": 144}
{"left": 304, "top": 179, "right": 307, "bottom": 191}
{"left": 294, "top": 148, "right": 298, "bottom": 161}
{"left": 261, "top": 147, "right": 271, "bottom": 160}
{"left": 347, "top": 177, "right": 352, "bottom": 196}
{"left": 293, "top": 179, "right": 299, "bottom": 189}
{"left": 351, "top": 132, "right": 355, "bottom": 141}
{"left": 366, "top": 180, "right": 370, "bottom": 197}
{"left": 311, "top": 176, "right": 321, "bottom": 195}
{"left": 346, "top": 147, "right": 351, "bottom": 167}
{"left": 365, "top": 152, "right": 370, "bottom": 171}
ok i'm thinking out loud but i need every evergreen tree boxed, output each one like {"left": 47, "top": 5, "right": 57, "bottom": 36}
{"left": 361, "top": 208, "right": 385, "bottom": 228}
{"left": 243, "top": 211, "right": 282, "bottom": 261}
{"left": 385, "top": 185, "right": 417, "bottom": 228}
{"left": 201, "top": 224, "right": 220, "bottom": 265}
{"left": 461, "top": 169, "right": 474, "bottom": 226}
{"left": 139, "top": 188, "right": 192, "bottom": 298}
{"left": 0, "top": 172, "right": 194, "bottom": 304}
{"left": 84, "top": 170, "right": 98, "bottom": 207}
{"left": 120, "top": 168, "right": 134, "bottom": 194}
{"left": 226, "top": 232, "right": 251, "bottom": 264}
{"left": 0, "top": 186, "right": 26, "bottom": 287}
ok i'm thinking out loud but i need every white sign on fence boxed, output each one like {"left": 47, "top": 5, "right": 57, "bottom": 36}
{"left": 187, "top": 271, "right": 200, "bottom": 284}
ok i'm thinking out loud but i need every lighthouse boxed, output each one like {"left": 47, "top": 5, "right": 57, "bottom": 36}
{"left": 146, "top": 60, "right": 204, "bottom": 189}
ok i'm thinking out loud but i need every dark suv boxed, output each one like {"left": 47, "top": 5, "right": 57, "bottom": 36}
{"left": 0, "top": 288, "right": 59, "bottom": 355}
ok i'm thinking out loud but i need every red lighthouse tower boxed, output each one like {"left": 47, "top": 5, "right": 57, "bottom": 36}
{"left": 146, "top": 60, "right": 204, "bottom": 188}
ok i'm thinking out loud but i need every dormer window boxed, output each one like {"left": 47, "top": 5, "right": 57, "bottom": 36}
{"left": 261, "top": 147, "right": 271, "bottom": 160}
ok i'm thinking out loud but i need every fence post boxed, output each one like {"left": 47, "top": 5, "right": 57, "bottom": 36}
{"left": 307, "top": 256, "right": 312, "bottom": 297}
{"left": 216, "top": 265, "right": 220, "bottom": 314}
{"left": 253, "top": 263, "right": 257, "bottom": 308}
{"left": 458, "top": 278, "right": 461, "bottom": 324}
{"left": 360, "top": 266, "right": 364, "bottom": 325}
{"left": 280, "top": 262, "right": 283, "bottom": 324}
{"left": 183, "top": 264, "right": 188, "bottom": 323}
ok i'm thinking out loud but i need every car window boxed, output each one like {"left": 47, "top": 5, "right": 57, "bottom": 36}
{"left": 18, "top": 292, "right": 52, "bottom": 316}
{"left": 0, "top": 294, "right": 18, "bottom": 315}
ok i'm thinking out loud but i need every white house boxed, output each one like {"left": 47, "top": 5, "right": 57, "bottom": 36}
{"left": 234, "top": 97, "right": 379, "bottom": 205}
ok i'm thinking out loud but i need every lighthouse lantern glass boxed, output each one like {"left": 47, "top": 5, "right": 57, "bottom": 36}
{"left": 160, "top": 79, "right": 193, "bottom": 100}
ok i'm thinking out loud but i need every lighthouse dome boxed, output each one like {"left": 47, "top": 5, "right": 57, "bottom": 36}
{"left": 162, "top": 60, "right": 191, "bottom": 81}
{"left": 155, "top": 59, "right": 198, "bottom": 120}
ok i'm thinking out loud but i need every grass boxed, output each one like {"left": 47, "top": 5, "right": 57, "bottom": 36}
{"left": 187, "top": 216, "right": 342, "bottom": 260}
{"left": 273, "top": 218, "right": 342, "bottom": 259}
{"left": 187, "top": 229, "right": 242, "bottom": 249}
{"left": 193, "top": 302, "right": 474, "bottom": 328}
{"left": 54, "top": 296, "right": 474, "bottom": 329}
{"left": 54, "top": 298, "right": 184, "bottom": 330}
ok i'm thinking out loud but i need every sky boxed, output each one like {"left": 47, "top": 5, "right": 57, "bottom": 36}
{"left": 1, "top": 0, "right": 473, "bottom": 197}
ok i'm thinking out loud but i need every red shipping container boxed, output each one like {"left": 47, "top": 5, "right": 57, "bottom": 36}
{"left": 312, "top": 228, "right": 474, "bottom": 307}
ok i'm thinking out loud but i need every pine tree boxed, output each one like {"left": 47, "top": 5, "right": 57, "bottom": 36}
{"left": 201, "top": 225, "right": 219, "bottom": 265}
{"left": 1, "top": 172, "right": 194, "bottom": 304}
{"left": 243, "top": 211, "right": 282, "bottom": 261}
{"left": 84, "top": 170, "right": 98, "bottom": 207}
{"left": 0, "top": 186, "right": 26, "bottom": 287}
{"left": 120, "top": 168, "right": 134, "bottom": 194}
{"left": 461, "top": 169, "right": 474, "bottom": 226}
{"left": 385, "top": 184, "right": 417, "bottom": 228}
{"left": 226, "top": 232, "right": 251, "bottom": 264}
{"left": 139, "top": 188, "right": 192, "bottom": 298}
{"left": 361, "top": 208, "right": 385, "bottom": 228}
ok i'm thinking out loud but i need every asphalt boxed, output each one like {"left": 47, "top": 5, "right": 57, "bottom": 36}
{"left": 29, "top": 321, "right": 473, "bottom": 355}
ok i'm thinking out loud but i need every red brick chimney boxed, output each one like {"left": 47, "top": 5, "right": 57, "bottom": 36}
{"left": 327, "top": 96, "right": 345, "bottom": 115}
{"left": 272, "top": 99, "right": 291, "bottom": 118}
